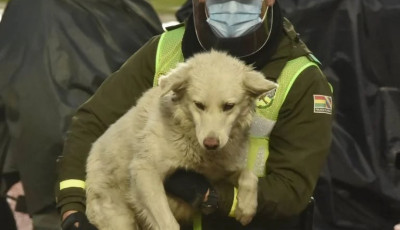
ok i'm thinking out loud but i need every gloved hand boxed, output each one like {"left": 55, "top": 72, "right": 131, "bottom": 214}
{"left": 61, "top": 212, "right": 98, "bottom": 230}
{"left": 164, "top": 169, "right": 212, "bottom": 208}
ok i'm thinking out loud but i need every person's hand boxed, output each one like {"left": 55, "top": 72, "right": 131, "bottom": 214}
{"left": 394, "top": 223, "right": 400, "bottom": 230}
{"left": 61, "top": 211, "right": 98, "bottom": 230}
{"left": 164, "top": 169, "right": 212, "bottom": 208}
{"left": 62, "top": 210, "right": 78, "bottom": 223}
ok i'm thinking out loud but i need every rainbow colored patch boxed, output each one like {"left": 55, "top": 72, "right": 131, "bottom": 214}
{"left": 313, "top": 95, "right": 332, "bottom": 114}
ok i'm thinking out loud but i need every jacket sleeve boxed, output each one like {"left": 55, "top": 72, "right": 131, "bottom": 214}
{"left": 214, "top": 65, "right": 333, "bottom": 219}
{"left": 55, "top": 36, "right": 160, "bottom": 216}
{"left": 256, "top": 65, "right": 333, "bottom": 219}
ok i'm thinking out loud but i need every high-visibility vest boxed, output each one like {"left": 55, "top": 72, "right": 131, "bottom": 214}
{"left": 154, "top": 25, "right": 322, "bottom": 230}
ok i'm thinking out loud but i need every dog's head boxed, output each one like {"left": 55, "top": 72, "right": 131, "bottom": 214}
{"left": 159, "top": 50, "right": 277, "bottom": 151}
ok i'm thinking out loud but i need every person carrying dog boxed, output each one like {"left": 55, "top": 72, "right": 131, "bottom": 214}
{"left": 56, "top": 0, "right": 333, "bottom": 230}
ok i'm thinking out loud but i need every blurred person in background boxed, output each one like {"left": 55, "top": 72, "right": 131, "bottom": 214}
{"left": 0, "top": 0, "right": 163, "bottom": 229}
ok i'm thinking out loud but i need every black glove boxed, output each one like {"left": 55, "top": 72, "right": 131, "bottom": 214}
{"left": 164, "top": 169, "right": 211, "bottom": 208}
{"left": 62, "top": 212, "right": 98, "bottom": 230}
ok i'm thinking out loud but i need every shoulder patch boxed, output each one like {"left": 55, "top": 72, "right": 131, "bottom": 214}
{"left": 313, "top": 94, "right": 332, "bottom": 114}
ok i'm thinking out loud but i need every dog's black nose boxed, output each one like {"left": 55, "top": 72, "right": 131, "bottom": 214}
{"left": 203, "top": 137, "right": 220, "bottom": 150}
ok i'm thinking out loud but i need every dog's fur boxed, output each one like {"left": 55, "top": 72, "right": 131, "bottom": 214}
{"left": 85, "top": 50, "right": 277, "bottom": 230}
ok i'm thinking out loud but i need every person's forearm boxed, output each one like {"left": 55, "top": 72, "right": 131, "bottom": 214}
{"left": 55, "top": 38, "right": 159, "bottom": 216}
{"left": 63, "top": 210, "right": 78, "bottom": 221}
{"left": 255, "top": 67, "right": 333, "bottom": 219}
{"left": 256, "top": 163, "right": 322, "bottom": 218}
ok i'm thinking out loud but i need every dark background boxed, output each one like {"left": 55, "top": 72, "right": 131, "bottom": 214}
{"left": 278, "top": 1, "right": 400, "bottom": 229}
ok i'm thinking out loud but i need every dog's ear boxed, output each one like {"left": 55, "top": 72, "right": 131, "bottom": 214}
{"left": 158, "top": 64, "right": 190, "bottom": 97}
{"left": 243, "top": 71, "right": 278, "bottom": 98}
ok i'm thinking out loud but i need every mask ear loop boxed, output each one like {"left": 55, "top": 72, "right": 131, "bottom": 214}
{"left": 193, "top": 1, "right": 209, "bottom": 52}
{"left": 204, "top": 3, "right": 209, "bottom": 18}
{"left": 261, "top": 6, "right": 269, "bottom": 21}
{"left": 240, "top": 5, "right": 273, "bottom": 58}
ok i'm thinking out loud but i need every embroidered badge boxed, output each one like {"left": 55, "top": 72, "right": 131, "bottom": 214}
{"left": 313, "top": 95, "right": 332, "bottom": 114}
{"left": 256, "top": 88, "right": 277, "bottom": 109}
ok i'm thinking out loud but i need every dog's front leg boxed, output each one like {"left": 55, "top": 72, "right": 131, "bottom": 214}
{"left": 129, "top": 162, "right": 179, "bottom": 230}
{"left": 235, "top": 168, "right": 258, "bottom": 226}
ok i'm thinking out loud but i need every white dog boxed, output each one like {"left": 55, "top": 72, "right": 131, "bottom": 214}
{"left": 85, "top": 50, "right": 277, "bottom": 230}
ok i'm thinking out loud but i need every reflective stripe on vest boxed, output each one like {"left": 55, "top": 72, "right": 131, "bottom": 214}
{"left": 59, "top": 179, "right": 86, "bottom": 190}
{"left": 154, "top": 26, "right": 185, "bottom": 86}
{"left": 155, "top": 26, "right": 320, "bottom": 229}
{"left": 247, "top": 56, "right": 319, "bottom": 176}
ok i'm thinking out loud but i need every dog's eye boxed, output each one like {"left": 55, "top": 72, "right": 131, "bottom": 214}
{"left": 194, "top": 101, "right": 206, "bottom": 110}
{"left": 223, "top": 103, "right": 235, "bottom": 111}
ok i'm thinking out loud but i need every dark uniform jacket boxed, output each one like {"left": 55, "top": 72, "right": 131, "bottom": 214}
{"left": 56, "top": 4, "right": 333, "bottom": 229}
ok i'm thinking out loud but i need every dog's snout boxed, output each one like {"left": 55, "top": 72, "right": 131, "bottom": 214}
{"left": 203, "top": 137, "right": 220, "bottom": 150}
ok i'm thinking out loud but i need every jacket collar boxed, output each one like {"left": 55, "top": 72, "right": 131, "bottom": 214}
{"left": 180, "top": 2, "right": 311, "bottom": 81}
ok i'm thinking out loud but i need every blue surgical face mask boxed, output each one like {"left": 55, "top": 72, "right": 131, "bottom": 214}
{"left": 206, "top": 0, "right": 265, "bottom": 38}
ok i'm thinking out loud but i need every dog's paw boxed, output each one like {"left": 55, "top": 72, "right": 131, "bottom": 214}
{"left": 235, "top": 170, "right": 258, "bottom": 226}
{"left": 235, "top": 193, "right": 257, "bottom": 225}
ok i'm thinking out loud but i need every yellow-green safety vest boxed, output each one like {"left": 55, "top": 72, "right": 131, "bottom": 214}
{"left": 154, "top": 26, "right": 322, "bottom": 230}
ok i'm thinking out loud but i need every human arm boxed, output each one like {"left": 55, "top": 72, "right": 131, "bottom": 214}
{"left": 61, "top": 211, "right": 97, "bottom": 230}
{"left": 210, "top": 65, "right": 333, "bottom": 219}
{"left": 256, "top": 66, "right": 333, "bottom": 218}
{"left": 55, "top": 36, "right": 161, "bottom": 219}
